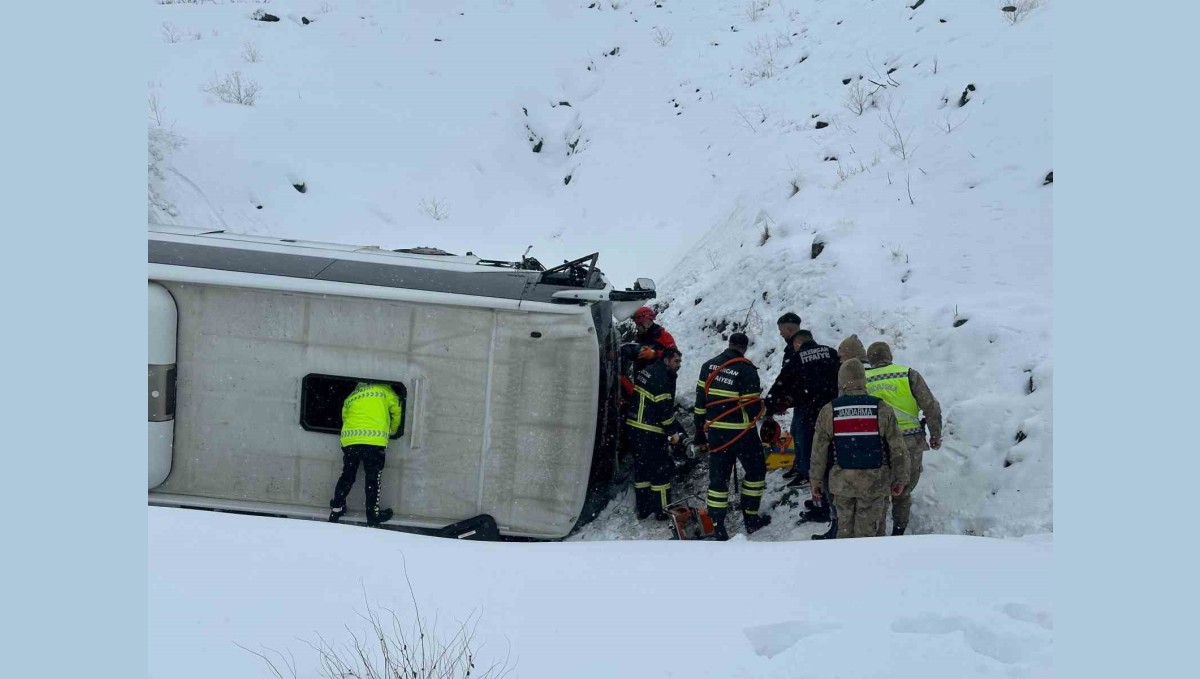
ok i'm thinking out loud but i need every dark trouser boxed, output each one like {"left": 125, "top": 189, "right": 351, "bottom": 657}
{"left": 629, "top": 427, "right": 673, "bottom": 516}
{"left": 330, "top": 444, "right": 387, "bottom": 518}
{"left": 706, "top": 430, "right": 767, "bottom": 522}
{"left": 791, "top": 410, "right": 816, "bottom": 478}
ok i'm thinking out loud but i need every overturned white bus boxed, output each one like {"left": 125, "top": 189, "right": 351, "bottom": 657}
{"left": 148, "top": 223, "right": 655, "bottom": 539}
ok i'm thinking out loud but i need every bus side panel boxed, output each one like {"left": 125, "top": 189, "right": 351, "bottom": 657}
{"left": 155, "top": 282, "right": 597, "bottom": 537}
{"left": 480, "top": 312, "right": 599, "bottom": 536}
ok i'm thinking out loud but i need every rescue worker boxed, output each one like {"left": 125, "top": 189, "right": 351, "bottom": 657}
{"left": 809, "top": 359, "right": 910, "bottom": 539}
{"left": 626, "top": 347, "right": 685, "bottom": 520}
{"left": 693, "top": 333, "right": 771, "bottom": 539}
{"left": 797, "top": 333, "right": 871, "bottom": 524}
{"left": 631, "top": 306, "right": 678, "bottom": 369}
{"left": 767, "top": 312, "right": 802, "bottom": 479}
{"left": 328, "top": 382, "right": 403, "bottom": 527}
{"left": 838, "top": 334, "right": 868, "bottom": 366}
{"left": 865, "top": 341, "right": 943, "bottom": 536}
{"left": 619, "top": 306, "right": 677, "bottom": 421}
{"left": 764, "top": 329, "right": 840, "bottom": 492}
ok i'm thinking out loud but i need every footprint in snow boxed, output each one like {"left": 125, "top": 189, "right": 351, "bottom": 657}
{"left": 1002, "top": 603, "right": 1053, "bottom": 631}
{"left": 743, "top": 619, "right": 839, "bottom": 659}
{"left": 891, "top": 613, "right": 1051, "bottom": 666}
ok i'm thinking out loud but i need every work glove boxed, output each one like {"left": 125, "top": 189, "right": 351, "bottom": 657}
{"left": 619, "top": 375, "right": 635, "bottom": 396}
{"left": 637, "top": 346, "right": 657, "bottom": 362}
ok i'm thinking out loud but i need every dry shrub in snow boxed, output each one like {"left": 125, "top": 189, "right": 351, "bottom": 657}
{"left": 419, "top": 196, "right": 451, "bottom": 221}
{"left": 205, "top": 71, "right": 261, "bottom": 106}
{"left": 843, "top": 80, "right": 876, "bottom": 116}
{"left": 744, "top": 0, "right": 770, "bottom": 22}
{"left": 239, "top": 586, "right": 515, "bottom": 679}
{"left": 161, "top": 22, "right": 182, "bottom": 43}
{"left": 879, "top": 96, "right": 915, "bottom": 160}
{"left": 652, "top": 27, "right": 674, "bottom": 47}
{"left": 149, "top": 126, "right": 183, "bottom": 218}
{"left": 1002, "top": 0, "right": 1043, "bottom": 25}
{"left": 242, "top": 42, "right": 262, "bottom": 63}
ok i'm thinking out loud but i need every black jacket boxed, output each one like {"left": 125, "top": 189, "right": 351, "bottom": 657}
{"left": 693, "top": 347, "right": 762, "bottom": 442}
{"left": 766, "top": 338, "right": 840, "bottom": 419}
{"left": 626, "top": 359, "right": 679, "bottom": 435}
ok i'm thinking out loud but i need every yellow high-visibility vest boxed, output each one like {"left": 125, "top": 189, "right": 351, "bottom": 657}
{"left": 864, "top": 364, "right": 923, "bottom": 435}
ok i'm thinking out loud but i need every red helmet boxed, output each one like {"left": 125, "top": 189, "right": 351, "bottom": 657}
{"left": 632, "top": 306, "right": 656, "bottom": 324}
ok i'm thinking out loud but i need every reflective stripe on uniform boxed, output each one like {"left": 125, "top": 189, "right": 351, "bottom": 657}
{"left": 864, "top": 364, "right": 922, "bottom": 433}
{"left": 341, "top": 429, "right": 389, "bottom": 439}
{"left": 709, "top": 420, "right": 754, "bottom": 430}
{"left": 635, "top": 386, "right": 673, "bottom": 402}
{"left": 626, "top": 419, "right": 665, "bottom": 434}
{"left": 866, "top": 371, "right": 909, "bottom": 383}
{"left": 740, "top": 479, "right": 765, "bottom": 497}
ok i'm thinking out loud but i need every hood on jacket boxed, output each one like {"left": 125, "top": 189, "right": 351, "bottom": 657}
{"left": 839, "top": 358, "right": 868, "bottom": 394}
{"left": 838, "top": 334, "right": 867, "bottom": 363}
{"left": 866, "top": 341, "right": 893, "bottom": 367}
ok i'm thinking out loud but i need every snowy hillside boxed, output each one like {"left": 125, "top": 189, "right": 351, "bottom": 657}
{"left": 149, "top": 0, "right": 1052, "bottom": 538}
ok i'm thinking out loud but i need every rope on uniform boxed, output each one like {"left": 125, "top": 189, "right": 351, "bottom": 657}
{"left": 701, "top": 357, "right": 767, "bottom": 454}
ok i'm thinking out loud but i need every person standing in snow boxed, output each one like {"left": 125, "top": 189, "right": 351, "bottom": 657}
{"left": 626, "top": 348, "right": 685, "bottom": 520}
{"left": 761, "top": 313, "right": 803, "bottom": 479}
{"left": 809, "top": 359, "right": 910, "bottom": 539}
{"left": 838, "top": 334, "right": 868, "bottom": 366}
{"left": 764, "top": 327, "right": 840, "bottom": 493}
{"left": 328, "top": 382, "right": 403, "bottom": 527}
{"left": 864, "top": 341, "right": 943, "bottom": 536}
{"left": 619, "top": 306, "right": 679, "bottom": 452}
{"left": 693, "top": 333, "right": 771, "bottom": 539}
{"left": 795, "top": 333, "right": 871, "bottom": 533}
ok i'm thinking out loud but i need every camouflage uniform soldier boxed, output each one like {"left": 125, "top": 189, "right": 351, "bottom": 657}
{"left": 837, "top": 334, "right": 868, "bottom": 366}
{"left": 809, "top": 359, "right": 909, "bottom": 539}
{"left": 865, "top": 342, "right": 943, "bottom": 536}
{"left": 798, "top": 333, "right": 873, "bottom": 537}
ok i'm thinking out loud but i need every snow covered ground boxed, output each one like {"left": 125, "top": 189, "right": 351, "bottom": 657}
{"left": 150, "top": 0, "right": 1052, "bottom": 540}
{"left": 150, "top": 507, "right": 1053, "bottom": 679}
{"left": 149, "top": 1, "right": 1053, "bottom": 674}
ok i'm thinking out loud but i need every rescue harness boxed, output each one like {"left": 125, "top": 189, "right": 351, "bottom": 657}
{"left": 701, "top": 356, "right": 767, "bottom": 454}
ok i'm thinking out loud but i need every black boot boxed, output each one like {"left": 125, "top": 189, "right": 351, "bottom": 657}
{"left": 328, "top": 506, "right": 345, "bottom": 523}
{"left": 892, "top": 524, "right": 906, "bottom": 536}
{"left": 803, "top": 498, "right": 820, "bottom": 511}
{"left": 711, "top": 521, "right": 730, "bottom": 541}
{"left": 797, "top": 506, "right": 830, "bottom": 523}
{"left": 652, "top": 484, "right": 671, "bottom": 520}
{"left": 744, "top": 513, "right": 773, "bottom": 534}
{"left": 634, "top": 487, "right": 654, "bottom": 520}
{"left": 367, "top": 508, "right": 393, "bottom": 527}
{"left": 810, "top": 527, "right": 836, "bottom": 540}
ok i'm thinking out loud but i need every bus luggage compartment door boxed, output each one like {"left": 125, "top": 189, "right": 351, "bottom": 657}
{"left": 148, "top": 282, "right": 177, "bottom": 489}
